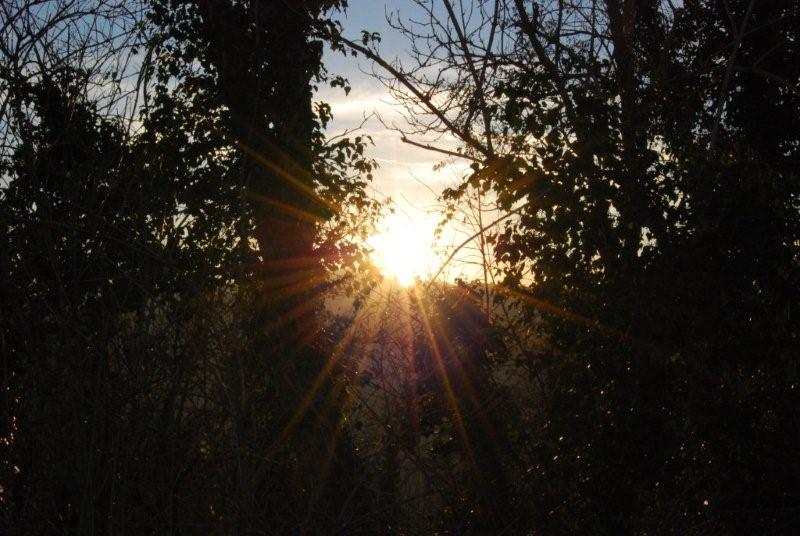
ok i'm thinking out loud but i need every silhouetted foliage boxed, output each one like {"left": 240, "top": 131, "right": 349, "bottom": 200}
{"left": 1, "top": 0, "right": 378, "bottom": 533}
{"left": 3, "top": 0, "right": 800, "bottom": 534}
{"left": 364, "top": 0, "right": 800, "bottom": 533}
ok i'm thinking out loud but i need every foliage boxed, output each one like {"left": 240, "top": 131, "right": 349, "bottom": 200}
{"left": 0, "top": 0, "right": 380, "bottom": 533}
{"left": 369, "top": 0, "right": 800, "bottom": 532}
{"left": 2, "top": 0, "right": 799, "bottom": 533}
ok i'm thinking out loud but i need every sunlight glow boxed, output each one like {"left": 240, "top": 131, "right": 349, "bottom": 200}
{"left": 368, "top": 211, "right": 437, "bottom": 286}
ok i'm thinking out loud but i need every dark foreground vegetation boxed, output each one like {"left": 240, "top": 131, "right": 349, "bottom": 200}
{"left": 1, "top": 0, "right": 799, "bottom": 534}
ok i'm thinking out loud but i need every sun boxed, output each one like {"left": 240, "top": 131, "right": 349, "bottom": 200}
{"left": 368, "top": 212, "right": 437, "bottom": 286}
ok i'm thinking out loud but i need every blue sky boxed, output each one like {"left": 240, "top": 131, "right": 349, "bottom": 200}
{"left": 320, "top": 0, "right": 459, "bottom": 210}
{"left": 318, "top": 1, "right": 479, "bottom": 281}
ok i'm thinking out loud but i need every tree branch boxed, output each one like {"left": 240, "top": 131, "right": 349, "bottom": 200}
{"left": 333, "top": 33, "right": 491, "bottom": 158}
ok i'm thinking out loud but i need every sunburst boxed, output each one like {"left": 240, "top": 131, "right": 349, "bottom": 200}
{"left": 368, "top": 211, "right": 437, "bottom": 286}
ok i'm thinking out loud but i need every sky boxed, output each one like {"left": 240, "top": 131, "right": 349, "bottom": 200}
{"left": 317, "top": 0, "right": 481, "bottom": 282}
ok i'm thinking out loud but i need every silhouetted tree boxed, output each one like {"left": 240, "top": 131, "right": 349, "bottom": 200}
{"left": 354, "top": 0, "right": 800, "bottom": 532}
{"left": 1, "top": 0, "right": 379, "bottom": 533}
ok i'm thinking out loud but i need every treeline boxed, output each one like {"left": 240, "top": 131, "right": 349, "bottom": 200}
{"left": 1, "top": 1, "right": 800, "bottom": 535}
{"left": 359, "top": 0, "right": 800, "bottom": 533}
{"left": 1, "top": 0, "right": 378, "bottom": 532}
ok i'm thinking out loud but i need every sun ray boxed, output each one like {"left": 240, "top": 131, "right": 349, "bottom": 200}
{"left": 495, "top": 285, "right": 643, "bottom": 347}
{"left": 264, "top": 283, "right": 383, "bottom": 457}
{"left": 239, "top": 141, "right": 337, "bottom": 213}
{"left": 249, "top": 192, "right": 327, "bottom": 224}
{"left": 264, "top": 286, "right": 396, "bottom": 525}
{"left": 398, "top": 287, "right": 423, "bottom": 446}
{"left": 299, "top": 306, "right": 390, "bottom": 529}
{"left": 411, "top": 286, "right": 478, "bottom": 470}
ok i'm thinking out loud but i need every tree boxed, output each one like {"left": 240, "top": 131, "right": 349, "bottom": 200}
{"left": 353, "top": 0, "right": 800, "bottom": 532}
{"left": 145, "top": 1, "right": 382, "bottom": 530}
{"left": 1, "top": 0, "right": 380, "bottom": 532}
